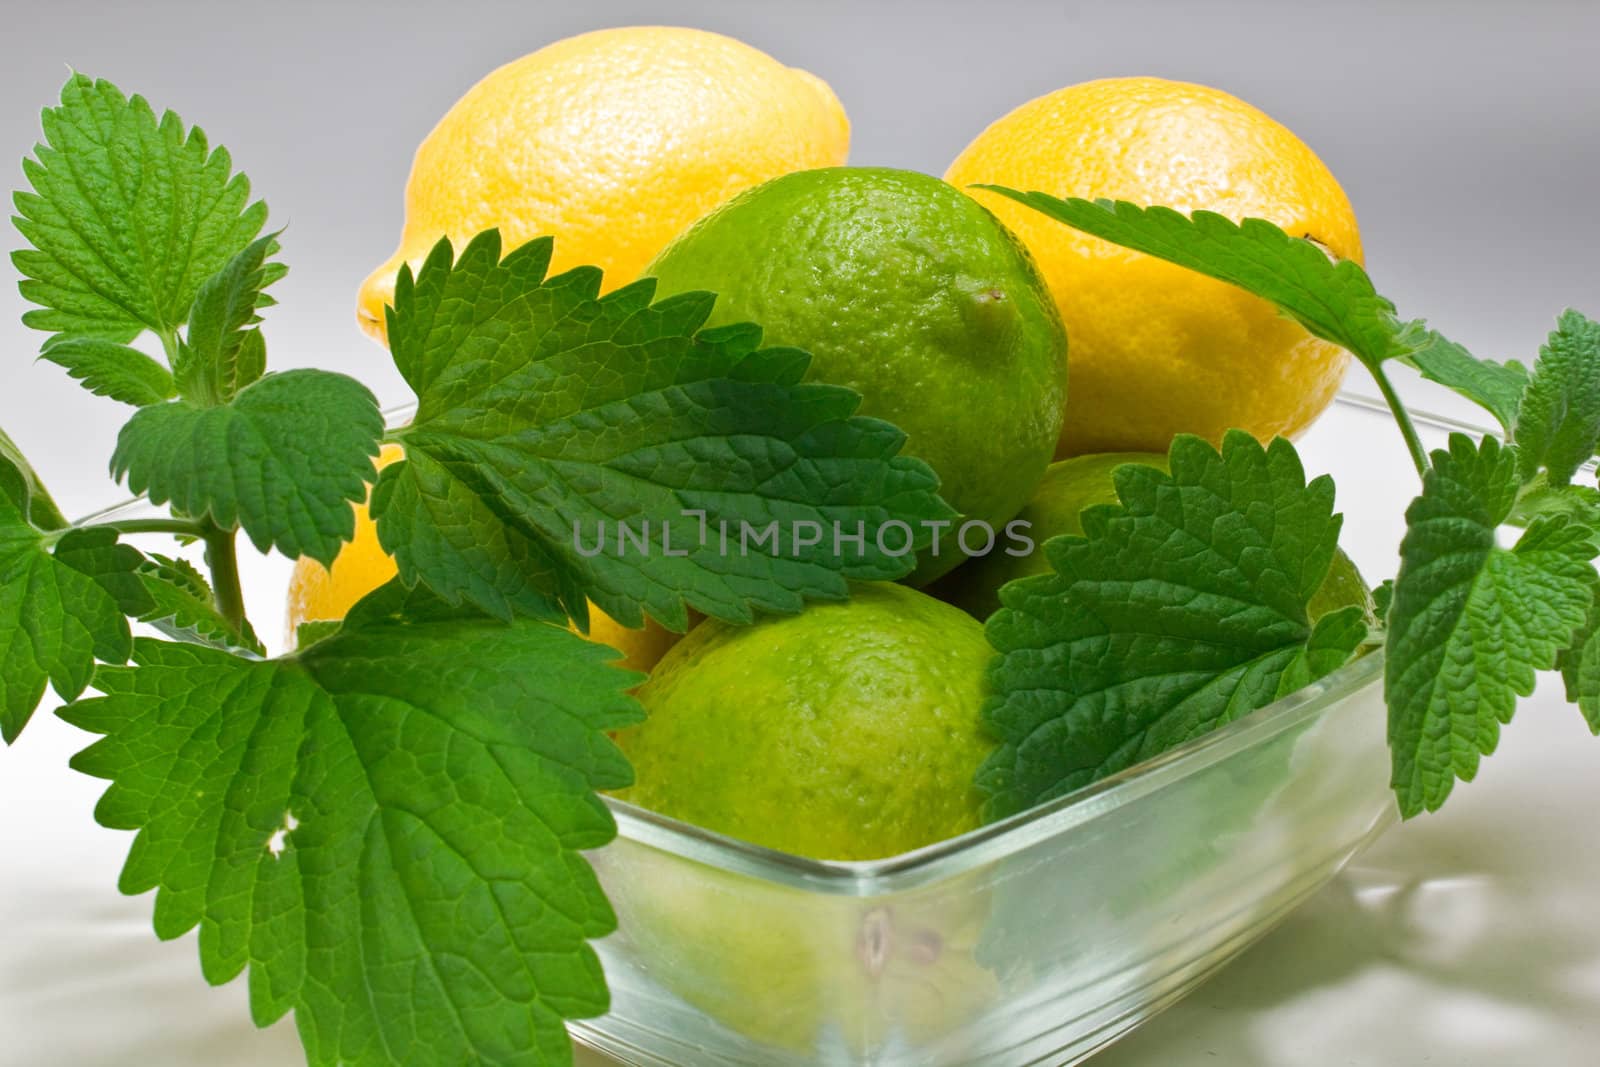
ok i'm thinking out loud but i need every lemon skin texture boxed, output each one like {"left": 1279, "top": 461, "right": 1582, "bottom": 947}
{"left": 946, "top": 77, "right": 1362, "bottom": 456}
{"left": 358, "top": 26, "right": 851, "bottom": 342}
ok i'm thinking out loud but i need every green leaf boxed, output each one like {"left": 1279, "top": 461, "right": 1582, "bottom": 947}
{"left": 984, "top": 192, "right": 1527, "bottom": 431}
{"left": 53, "top": 527, "right": 155, "bottom": 617}
{"left": 1558, "top": 587, "right": 1600, "bottom": 734}
{"left": 0, "top": 423, "right": 67, "bottom": 530}
{"left": 1373, "top": 579, "right": 1394, "bottom": 624}
{"left": 135, "top": 553, "right": 264, "bottom": 654}
{"left": 976, "top": 192, "right": 1408, "bottom": 369}
{"left": 175, "top": 233, "right": 282, "bottom": 404}
{"left": 1512, "top": 310, "right": 1600, "bottom": 486}
{"left": 13, "top": 73, "right": 269, "bottom": 343}
{"left": 291, "top": 618, "right": 341, "bottom": 650}
{"left": 1395, "top": 325, "right": 1528, "bottom": 434}
{"left": 111, "top": 370, "right": 383, "bottom": 564}
{"left": 0, "top": 494, "right": 131, "bottom": 742}
{"left": 60, "top": 582, "right": 643, "bottom": 1065}
{"left": 1385, "top": 434, "right": 1598, "bottom": 816}
{"left": 977, "top": 431, "right": 1365, "bottom": 819}
{"left": 39, "top": 337, "right": 176, "bottom": 407}
{"left": 1509, "top": 476, "right": 1600, "bottom": 528}
{"left": 376, "top": 231, "right": 954, "bottom": 627}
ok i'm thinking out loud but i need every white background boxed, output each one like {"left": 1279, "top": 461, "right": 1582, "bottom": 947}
{"left": 2, "top": 1, "right": 1598, "bottom": 1063}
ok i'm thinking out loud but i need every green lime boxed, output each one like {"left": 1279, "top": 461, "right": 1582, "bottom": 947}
{"left": 613, "top": 582, "right": 993, "bottom": 861}
{"left": 934, "top": 451, "right": 1375, "bottom": 622}
{"left": 646, "top": 167, "right": 1067, "bottom": 583}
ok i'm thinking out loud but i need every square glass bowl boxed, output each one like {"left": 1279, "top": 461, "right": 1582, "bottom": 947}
{"left": 572, "top": 391, "right": 1442, "bottom": 1066}
{"left": 75, "top": 392, "right": 1450, "bottom": 1065}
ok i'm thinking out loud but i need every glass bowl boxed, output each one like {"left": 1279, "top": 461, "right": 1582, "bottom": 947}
{"left": 572, "top": 391, "right": 1439, "bottom": 1066}
{"left": 75, "top": 391, "right": 1444, "bottom": 1065}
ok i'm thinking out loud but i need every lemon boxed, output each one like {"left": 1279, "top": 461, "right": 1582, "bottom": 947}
{"left": 613, "top": 582, "right": 994, "bottom": 861}
{"left": 358, "top": 26, "right": 850, "bottom": 343}
{"left": 646, "top": 167, "right": 1067, "bottom": 582}
{"left": 933, "top": 451, "right": 1374, "bottom": 622}
{"left": 945, "top": 77, "right": 1362, "bottom": 456}
{"left": 285, "top": 445, "right": 682, "bottom": 672}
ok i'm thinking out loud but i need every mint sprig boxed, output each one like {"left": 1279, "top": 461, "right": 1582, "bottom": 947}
{"left": 993, "top": 190, "right": 1600, "bottom": 820}
{"left": 13, "top": 73, "right": 270, "bottom": 345}
{"left": 978, "top": 432, "right": 1366, "bottom": 819}
{"left": 376, "top": 231, "right": 954, "bottom": 628}
{"left": 61, "top": 582, "right": 641, "bottom": 1065}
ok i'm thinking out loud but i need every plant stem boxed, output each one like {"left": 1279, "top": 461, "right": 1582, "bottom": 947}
{"left": 1370, "top": 361, "right": 1431, "bottom": 480}
{"left": 156, "top": 327, "right": 182, "bottom": 365}
{"left": 202, "top": 523, "right": 247, "bottom": 631}
{"left": 82, "top": 516, "right": 207, "bottom": 538}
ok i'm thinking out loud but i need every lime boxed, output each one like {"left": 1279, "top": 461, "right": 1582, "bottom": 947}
{"left": 934, "top": 452, "right": 1375, "bottom": 622}
{"left": 646, "top": 167, "right": 1067, "bottom": 582}
{"left": 613, "top": 581, "right": 993, "bottom": 861}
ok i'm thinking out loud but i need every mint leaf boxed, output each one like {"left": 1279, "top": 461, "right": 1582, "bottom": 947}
{"left": 53, "top": 527, "right": 154, "bottom": 616}
{"left": 61, "top": 582, "right": 641, "bottom": 1066}
{"left": 13, "top": 73, "right": 268, "bottom": 343}
{"left": 1373, "top": 579, "right": 1394, "bottom": 624}
{"left": 1, "top": 492, "right": 131, "bottom": 742}
{"left": 0, "top": 423, "right": 67, "bottom": 530}
{"left": 1385, "top": 434, "right": 1598, "bottom": 815}
{"left": 375, "top": 232, "right": 953, "bottom": 627}
{"left": 983, "top": 192, "right": 1528, "bottom": 431}
{"left": 1510, "top": 477, "right": 1600, "bottom": 528}
{"left": 975, "top": 192, "right": 1407, "bottom": 369}
{"left": 1396, "top": 325, "right": 1528, "bottom": 434}
{"left": 175, "top": 233, "right": 282, "bottom": 404}
{"left": 977, "top": 431, "right": 1364, "bottom": 819}
{"left": 112, "top": 370, "right": 383, "bottom": 564}
{"left": 135, "top": 553, "right": 264, "bottom": 654}
{"left": 1559, "top": 590, "right": 1600, "bottom": 733}
{"left": 292, "top": 618, "right": 341, "bottom": 650}
{"left": 1513, "top": 310, "right": 1600, "bottom": 486}
{"left": 39, "top": 337, "right": 176, "bottom": 407}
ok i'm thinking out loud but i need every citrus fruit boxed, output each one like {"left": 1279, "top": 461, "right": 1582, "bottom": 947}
{"left": 285, "top": 445, "right": 683, "bottom": 672}
{"left": 613, "top": 581, "right": 994, "bottom": 861}
{"left": 933, "top": 451, "right": 1374, "bottom": 623}
{"left": 357, "top": 26, "right": 850, "bottom": 343}
{"left": 945, "top": 77, "right": 1362, "bottom": 456}
{"left": 645, "top": 167, "right": 1067, "bottom": 582}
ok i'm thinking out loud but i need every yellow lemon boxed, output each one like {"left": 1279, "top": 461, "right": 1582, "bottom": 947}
{"left": 945, "top": 77, "right": 1362, "bottom": 455}
{"left": 285, "top": 445, "right": 682, "bottom": 672}
{"left": 357, "top": 26, "right": 850, "bottom": 342}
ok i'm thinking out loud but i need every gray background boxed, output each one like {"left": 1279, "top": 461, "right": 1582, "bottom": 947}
{"left": 2, "top": 2, "right": 1599, "bottom": 1064}
{"left": 2, "top": 0, "right": 1598, "bottom": 515}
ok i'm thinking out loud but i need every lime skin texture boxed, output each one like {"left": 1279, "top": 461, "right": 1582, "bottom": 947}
{"left": 646, "top": 166, "right": 1068, "bottom": 583}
